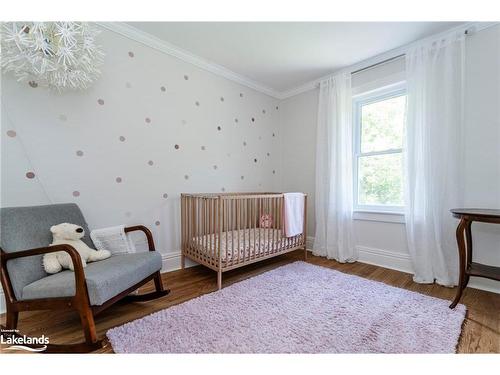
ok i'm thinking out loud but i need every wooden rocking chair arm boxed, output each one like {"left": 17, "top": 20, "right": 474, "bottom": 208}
{"left": 124, "top": 225, "right": 156, "bottom": 251}
{"left": 2, "top": 243, "right": 81, "bottom": 261}
{"left": 1, "top": 244, "right": 88, "bottom": 300}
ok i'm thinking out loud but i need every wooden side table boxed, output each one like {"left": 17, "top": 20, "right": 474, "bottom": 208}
{"left": 449, "top": 208, "right": 500, "bottom": 308}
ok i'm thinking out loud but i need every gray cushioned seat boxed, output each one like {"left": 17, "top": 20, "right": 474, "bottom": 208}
{"left": 22, "top": 252, "right": 162, "bottom": 306}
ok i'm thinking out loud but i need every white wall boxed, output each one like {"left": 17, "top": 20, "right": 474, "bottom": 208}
{"left": 463, "top": 25, "right": 500, "bottom": 271}
{"left": 280, "top": 89, "right": 318, "bottom": 237}
{"left": 280, "top": 25, "right": 500, "bottom": 293}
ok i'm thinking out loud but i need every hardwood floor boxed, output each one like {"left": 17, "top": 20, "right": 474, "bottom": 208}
{"left": 1, "top": 250, "right": 499, "bottom": 353}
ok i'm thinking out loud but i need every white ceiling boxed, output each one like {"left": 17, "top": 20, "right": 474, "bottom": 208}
{"left": 126, "top": 22, "right": 462, "bottom": 93}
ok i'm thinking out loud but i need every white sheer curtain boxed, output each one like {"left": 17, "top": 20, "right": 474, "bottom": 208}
{"left": 404, "top": 32, "right": 465, "bottom": 286}
{"left": 313, "top": 73, "right": 356, "bottom": 262}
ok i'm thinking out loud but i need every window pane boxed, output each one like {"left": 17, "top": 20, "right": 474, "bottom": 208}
{"left": 361, "top": 95, "right": 406, "bottom": 153}
{"left": 358, "top": 153, "right": 403, "bottom": 206}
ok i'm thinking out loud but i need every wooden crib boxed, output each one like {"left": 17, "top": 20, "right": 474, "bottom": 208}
{"left": 181, "top": 192, "right": 307, "bottom": 289}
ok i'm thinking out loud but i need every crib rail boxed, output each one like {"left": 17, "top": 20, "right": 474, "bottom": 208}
{"left": 181, "top": 192, "right": 307, "bottom": 289}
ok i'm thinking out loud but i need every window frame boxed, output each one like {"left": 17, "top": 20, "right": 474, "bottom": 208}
{"left": 352, "top": 82, "right": 407, "bottom": 214}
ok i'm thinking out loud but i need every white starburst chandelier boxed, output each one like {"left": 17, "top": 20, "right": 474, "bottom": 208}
{"left": 1, "top": 22, "right": 104, "bottom": 91}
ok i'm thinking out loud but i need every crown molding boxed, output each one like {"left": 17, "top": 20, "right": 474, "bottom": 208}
{"left": 97, "top": 21, "right": 498, "bottom": 101}
{"left": 96, "top": 22, "right": 282, "bottom": 99}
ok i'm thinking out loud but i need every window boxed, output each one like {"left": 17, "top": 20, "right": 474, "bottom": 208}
{"left": 353, "top": 84, "right": 406, "bottom": 213}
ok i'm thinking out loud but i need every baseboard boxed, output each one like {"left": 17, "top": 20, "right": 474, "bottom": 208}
{"left": 356, "top": 245, "right": 500, "bottom": 294}
{"left": 306, "top": 236, "right": 315, "bottom": 251}
{"left": 356, "top": 245, "right": 414, "bottom": 274}
{"left": 160, "top": 252, "right": 197, "bottom": 272}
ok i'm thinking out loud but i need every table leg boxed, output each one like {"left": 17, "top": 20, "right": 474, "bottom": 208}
{"left": 450, "top": 218, "right": 468, "bottom": 309}
{"left": 464, "top": 220, "right": 473, "bottom": 287}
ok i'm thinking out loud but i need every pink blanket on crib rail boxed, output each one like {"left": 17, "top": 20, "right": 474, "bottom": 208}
{"left": 283, "top": 192, "right": 304, "bottom": 237}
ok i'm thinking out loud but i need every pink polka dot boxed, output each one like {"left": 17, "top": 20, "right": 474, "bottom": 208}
{"left": 251, "top": 117, "right": 255, "bottom": 122}
{"left": 174, "top": 144, "right": 180, "bottom": 150}
{"left": 128, "top": 51, "right": 134, "bottom": 57}
{"left": 155, "top": 221, "right": 160, "bottom": 226}
{"left": 160, "top": 86, "right": 166, "bottom": 92}
{"left": 243, "top": 141, "right": 247, "bottom": 146}
{"left": 254, "top": 158, "right": 258, "bottom": 163}
{"left": 76, "top": 150, "right": 84, "bottom": 157}
{"left": 217, "top": 126, "right": 221, "bottom": 131}
{"left": 184, "top": 75, "right": 189, "bottom": 80}
{"left": 220, "top": 97, "right": 224, "bottom": 102}
{"left": 29, "top": 81, "right": 38, "bottom": 88}
{"left": 162, "top": 193, "right": 168, "bottom": 199}
{"left": 201, "top": 146, "right": 205, "bottom": 151}
{"left": 213, "top": 165, "right": 218, "bottom": 170}
{"left": 262, "top": 109, "right": 266, "bottom": 114}
{"left": 184, "top": 175, "right": 189, "bottom": 180}
{"left": 72, "top": 191, "right": 80, "bottom": 197}
{"left": 195, "top": 101, "right": 200, "bottom": 106}
{"left": 239, "top": 93, "right": 243, "bottom": 98}
{"left": 148, "top": 160, "right": 154, "bottom": 166}
{"left": 241, "top": 176, "right": 244, "bottom": 180}
{"left": 273, "top": 170, "right": 276, "bottom": 174}
{"left": 116, "top": 177, "right": 122, "bottom": 183}
{"left": 7, "top": 130, "right": 16, "bottom": 137}
{"left": 145, "top": 117, "right": 151, "bottom": 124}
{"left": 234, "top": 118, "right": 238, "bottom": 123}
{"left": 25, "top": 171, "right": 35, "bottom": 179}
{"left": 97, "top": 99, "right": 104, "bottom": 105}
{"left": 119, "top": 136, "right": 126, "bottom": 142}
{"left": 221, "top": 187, "right": 226, "bottom": 192}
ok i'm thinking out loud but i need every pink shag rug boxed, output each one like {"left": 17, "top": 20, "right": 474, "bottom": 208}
{"left": 107, "top": 262, "right": 466, "bottom": 353}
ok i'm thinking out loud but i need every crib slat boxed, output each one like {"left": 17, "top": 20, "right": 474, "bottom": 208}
{"left": 213, "top": 197, "right": 217, "bottom": 265}
{"left": 208, "top": 198, "right": 212, "bottom": 266}
{"left": 204, "top": 198, "right": 207, "bottom": 263}
{"left": 274, "top": 198, "right": 280, "bottom": 252}
{"left": 264, "top": 197, "right": 268, "bottom": 256}
{"left": 270, "top": 197, "right": 274, "bottom": 254}
{"left": 192, "top": 197, "right": 196, "bottom": 256}
{"left": 236, "top": 198, "right": 240, "bottom": 266}
{"left": 249, "top": 198, "right": 253, "bottom": 262}
{"left": 242, "top": 198, "right": 246, "bottom": 265}
{"left": 218, "top": 198, "right": 222, "bottom": 266}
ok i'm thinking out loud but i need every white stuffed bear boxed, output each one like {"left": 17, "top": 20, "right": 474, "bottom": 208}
{"left": 43, "top": 223, "right": 111, "bottom": 274}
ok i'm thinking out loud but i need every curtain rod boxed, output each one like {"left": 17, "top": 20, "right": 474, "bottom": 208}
{"left": 350, "top": 54, "right": 405, "bottom": 75}
{"left": 326, "top": 28, "right": 475, "bottom": 80}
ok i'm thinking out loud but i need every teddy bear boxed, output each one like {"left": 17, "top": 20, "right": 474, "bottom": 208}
{"left": 43, "top": 223, "right": 111, "bottom": 274}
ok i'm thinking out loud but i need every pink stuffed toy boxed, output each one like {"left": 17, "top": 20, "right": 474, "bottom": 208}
{"left": 259, "top": 214, "right": 273, "bottom": 228}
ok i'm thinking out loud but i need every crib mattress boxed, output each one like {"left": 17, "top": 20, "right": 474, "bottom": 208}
{"left": 191, "top": 228, "right": 293, "bottom": 262}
